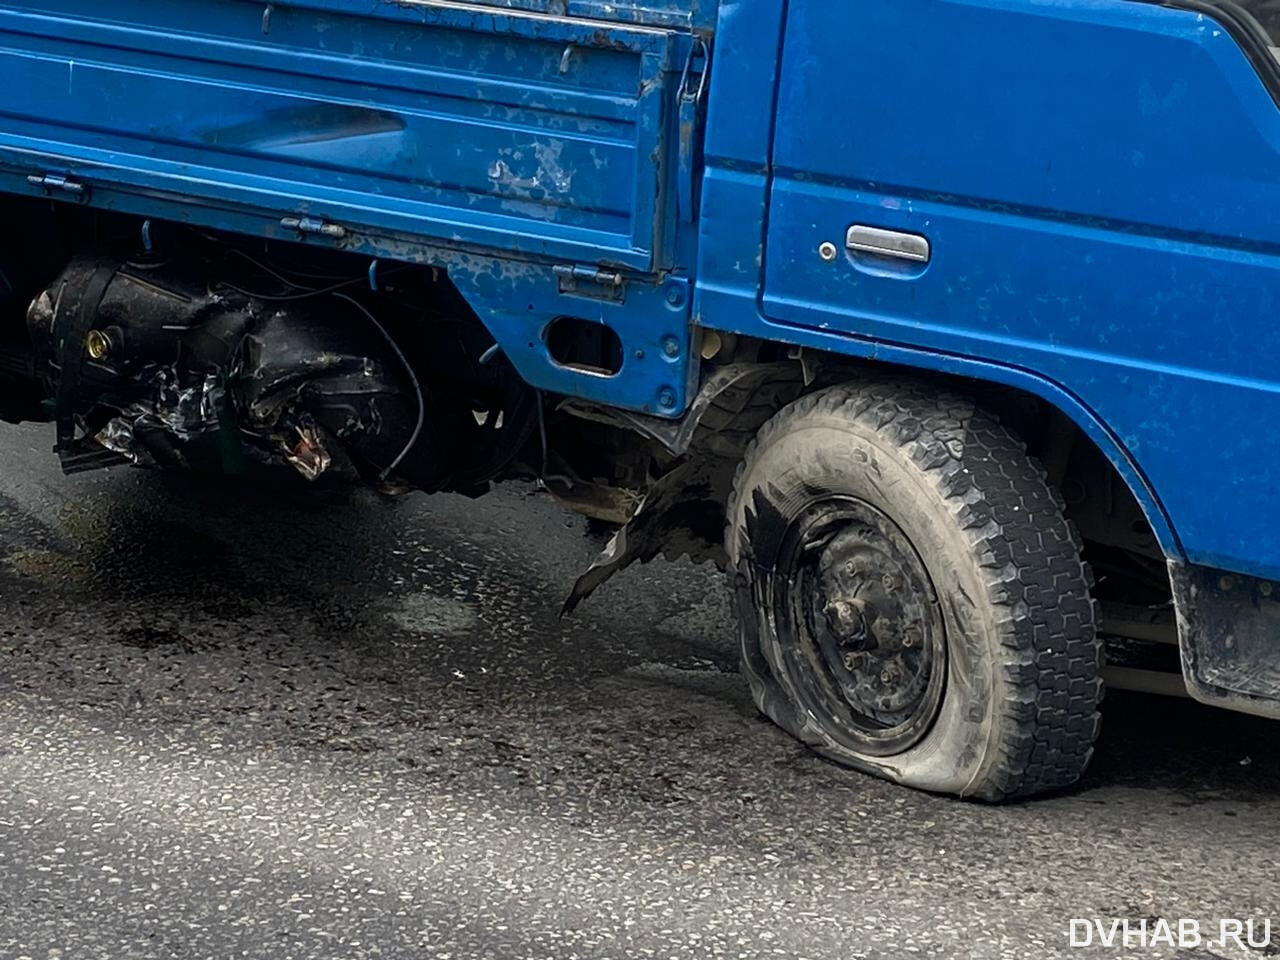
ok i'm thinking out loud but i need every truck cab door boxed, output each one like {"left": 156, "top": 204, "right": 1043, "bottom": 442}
{"left": 758, "top": 0, "right": 1280, "bottom": 584}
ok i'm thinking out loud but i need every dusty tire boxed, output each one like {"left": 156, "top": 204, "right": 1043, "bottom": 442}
{"left": 726, "top": 380, "right": 1103, "bottom": 800}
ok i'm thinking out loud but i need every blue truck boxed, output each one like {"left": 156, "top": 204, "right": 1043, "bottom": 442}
{"left": 1, "top": 0, "right": 1278, "bottom": 800}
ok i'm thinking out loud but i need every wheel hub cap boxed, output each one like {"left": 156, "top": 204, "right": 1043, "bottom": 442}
{"left": 779, "top": 498, "right": 948, "bottom": 756}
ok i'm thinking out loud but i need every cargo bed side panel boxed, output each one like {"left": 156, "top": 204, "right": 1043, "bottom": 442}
{"left": 0, "top": 0, "right": 685, "bottom": 270}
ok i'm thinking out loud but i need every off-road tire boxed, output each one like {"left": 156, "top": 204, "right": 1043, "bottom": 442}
{"left": 726, "top": 380, "right": 1103, "bottom": 800}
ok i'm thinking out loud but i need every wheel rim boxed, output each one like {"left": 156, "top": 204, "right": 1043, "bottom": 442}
{"left": 772, "top": 497, "right": 947, "bottom": 757}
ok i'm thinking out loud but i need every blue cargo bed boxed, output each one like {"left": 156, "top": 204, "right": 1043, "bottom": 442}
{"left": 0, "top": 0, "right": 706, "bottom": 271}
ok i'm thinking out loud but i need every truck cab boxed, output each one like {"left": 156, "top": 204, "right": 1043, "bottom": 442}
{"left": 1, "top": 0, "right": 1279, "bottom": 799}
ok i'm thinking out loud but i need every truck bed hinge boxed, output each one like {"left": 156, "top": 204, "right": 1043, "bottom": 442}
{"left": 676, "top": 37, "right": 710, "bottom": 223}
{"left": 553, "top": 263, "right": 626, "bottom": 302}
{"left": 280, "top": 216, "right": 348, "bottom": 240}
{"left": 27, "top": 173, "right": 89, "bottom": 201}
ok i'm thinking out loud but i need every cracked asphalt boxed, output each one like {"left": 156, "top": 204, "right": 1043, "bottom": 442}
{"left": 1, "top": 420, "right": 1278, "bottom": 960}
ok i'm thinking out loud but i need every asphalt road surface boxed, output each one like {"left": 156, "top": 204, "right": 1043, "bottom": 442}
{"left": 1, "top": 421, "right": 1278, "bottom": 960}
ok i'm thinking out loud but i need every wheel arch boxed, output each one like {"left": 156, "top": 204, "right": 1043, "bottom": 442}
{"left": 561, "top": 337, "right": 1184, "bottom": 617}
{"left": 724, "top": 333, "right": 1185, "bottom": 565}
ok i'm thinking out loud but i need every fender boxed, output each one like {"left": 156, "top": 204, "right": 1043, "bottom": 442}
{"left": 694, "top": 275, "right": 1185, "bottom": 563}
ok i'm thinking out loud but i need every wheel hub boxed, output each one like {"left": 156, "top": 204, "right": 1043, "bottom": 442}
{"left": 781, "top": 498, "right": 948, "bottom": 756}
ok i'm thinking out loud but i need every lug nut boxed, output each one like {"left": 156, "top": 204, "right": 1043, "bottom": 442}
{"left": 85, "top": 329, "right": 112, "bottom": 360}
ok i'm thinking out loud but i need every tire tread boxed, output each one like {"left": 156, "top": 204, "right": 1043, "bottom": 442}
{"left": 726, "top": 379, "right": 1104, "bottom": 800}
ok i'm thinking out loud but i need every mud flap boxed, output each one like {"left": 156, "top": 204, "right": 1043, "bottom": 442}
{"left": 1173, "top": 560, "right": 1280, "bottom": 719}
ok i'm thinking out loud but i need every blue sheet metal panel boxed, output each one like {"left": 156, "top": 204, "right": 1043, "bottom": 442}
{"left": 445, "top": 258, "right": 696, "bottom": 415}
{"left": 692, "top": 0, "right": 785, "bottom": 322}
{"left": 0, "top": 0, "right": 684, "bottom": 271}
{"left": 756, "top": 0, "right": 1280, "bottom": 580}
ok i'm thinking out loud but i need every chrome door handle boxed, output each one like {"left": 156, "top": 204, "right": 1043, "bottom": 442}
{"left": 845, "top": 225, "right": 931, "bottom": 264}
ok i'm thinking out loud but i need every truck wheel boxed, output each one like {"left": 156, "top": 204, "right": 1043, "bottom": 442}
{"left": 726, "top": 381, "right": 1103, "bottom": 800}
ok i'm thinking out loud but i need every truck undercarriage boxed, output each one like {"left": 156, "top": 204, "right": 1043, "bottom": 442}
{"left": 0, "top": 200, "right": 1183, "bottom": 762}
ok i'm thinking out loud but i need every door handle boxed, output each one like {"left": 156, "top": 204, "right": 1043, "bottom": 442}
{"left": 845, "top": 225, "right": 931, "bottom": 264}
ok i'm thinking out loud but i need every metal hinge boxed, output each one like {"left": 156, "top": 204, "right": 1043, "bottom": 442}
{"left": 678, "top": 38, "right": 711, "bottom": 109}
{"left": 27, "top": 173, "right": 88, "bottom": 200}
{"left": 553, "top": 264, "right": 626, "bottom": 301}
{"left": 280, "top": 216, "right": 347, "bottom": 240}
{"left": 676, "top": 37, "right": 710, "bottom": 223}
